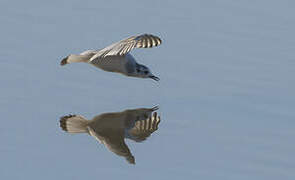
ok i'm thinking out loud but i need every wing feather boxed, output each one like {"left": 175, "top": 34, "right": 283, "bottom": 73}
{"left": 89, "top": 34, "right": 162, "bottom": 61}
{"left": 127, "top": 112, "right": 161, "bottom": 142}
{"left": 87, "top": 126, "right": 135, "bottom": 164}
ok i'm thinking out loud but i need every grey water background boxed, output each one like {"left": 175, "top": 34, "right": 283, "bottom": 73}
{"left": 0, "top": 0, "right": 294, "bottom": 179}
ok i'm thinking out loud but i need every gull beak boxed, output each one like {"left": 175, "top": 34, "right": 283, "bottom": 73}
{"left": 149, "top": 75, "right": 160, "bottom": 81}
{"left": 151, "top": 106, "right": 159, "bottom": 111}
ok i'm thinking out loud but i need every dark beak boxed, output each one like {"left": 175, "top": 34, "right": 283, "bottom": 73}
{"left": 149, "top": 75, "right": 160, "bottom": 81}
{"left": 151, "top": 106, "right": 159, "bottom": 111}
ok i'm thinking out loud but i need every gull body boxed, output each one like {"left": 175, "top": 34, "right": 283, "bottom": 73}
{"left": 60, "top": 106, "right": 161, "bottom": 164}
{"left": 60, "top": 34, "right": 161, "bottom": 81}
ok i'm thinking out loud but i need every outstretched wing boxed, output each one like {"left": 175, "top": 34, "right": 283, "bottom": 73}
{"left": 127, "top": 112, "right": 161, "bottom": 142}
{"left": 87, "top": 127, "right": 135, "bottom": 164}
{"left": 90, "top": 34, "right": 162, "bottom": 61}
{"left": 79, "top": 49, "right": 98, "bottom": 56}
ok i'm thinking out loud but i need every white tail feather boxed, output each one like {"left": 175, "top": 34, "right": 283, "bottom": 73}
{"left": 60, "top": 54, "right": 93, "bottom": 66}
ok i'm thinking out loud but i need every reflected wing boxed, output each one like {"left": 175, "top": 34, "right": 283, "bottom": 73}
{"left": 87, "top": 127, "right": 135, "bottom": 164}
{"left": 90, "top": 34, "right": 161, "bottom": 61}
{"left": 128, "top": 112, "right": 161, "bottom": 142}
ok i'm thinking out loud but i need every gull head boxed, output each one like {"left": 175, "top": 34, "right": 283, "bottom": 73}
{"left": 135, "top": 64, "right": 160, "bottom": 81}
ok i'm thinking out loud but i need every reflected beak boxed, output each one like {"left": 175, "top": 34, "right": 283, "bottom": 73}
{"left": 149, "top": 75, "right": 160, "bottom": 81}
{"left": 151, "top": 106, "right": 159, "bottom": 111}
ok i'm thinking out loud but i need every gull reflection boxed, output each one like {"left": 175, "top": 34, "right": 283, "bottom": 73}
{"left": 59, "top": 106, "right": 160, "bottom": 164}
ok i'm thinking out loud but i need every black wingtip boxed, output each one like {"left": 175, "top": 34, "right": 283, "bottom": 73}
{"left": 127, "top": 155, "right": 135, "bottom": 164}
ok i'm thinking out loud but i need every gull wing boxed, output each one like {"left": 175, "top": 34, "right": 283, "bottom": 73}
{"left": 87, "top": 126, "right": 135, "bottom": 164}
{"left": 79, "top": 49, "right": 99, "bottom": 56}
{"left": 90, "top": 34, "right": 162, "bottom": 61}
{"left": 127, "top": 112, "right": 161, "bottom": 142}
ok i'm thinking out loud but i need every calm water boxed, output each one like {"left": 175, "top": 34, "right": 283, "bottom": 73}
{"left": 1, "top": 0, "right": 294, "bottom": 179}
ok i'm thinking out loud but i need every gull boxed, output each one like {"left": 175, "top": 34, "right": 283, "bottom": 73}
{"left": 60, "top": 106, "right": 161, "bottom": 164}
{"left": 60, "top": 34, "right": 162, "bottom": 81}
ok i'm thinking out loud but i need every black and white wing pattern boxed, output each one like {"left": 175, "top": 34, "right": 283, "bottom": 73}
{"left": 90, "top": 34, "right": 162, "bottom": 61}
{"left": 127, "top": 112, "right": 161, "bottom": 142}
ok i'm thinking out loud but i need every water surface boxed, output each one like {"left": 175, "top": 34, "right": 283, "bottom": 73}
{"left": 0, "top": 0, "right": 294, "bottom": 179}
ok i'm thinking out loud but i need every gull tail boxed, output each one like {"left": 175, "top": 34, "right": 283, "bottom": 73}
{"left": 60, "top": 56, "right": 69, "bottom": 66}
{"left": 60, "top": 115, "right": 89, "bottom": 133}
{"left": 60, "top": 54, "right": 92, "bottom": 66}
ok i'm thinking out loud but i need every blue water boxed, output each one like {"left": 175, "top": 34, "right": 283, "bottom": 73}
{"left": 0, "top": 0, "right": 294, "bottom": 179}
